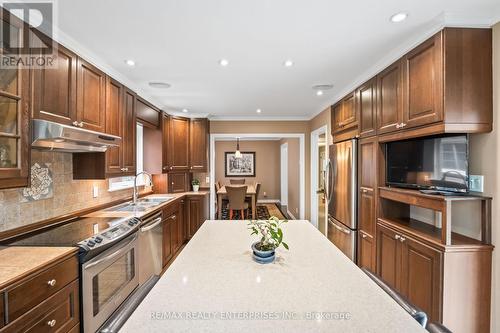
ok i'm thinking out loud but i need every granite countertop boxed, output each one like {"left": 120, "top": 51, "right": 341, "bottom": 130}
{"left": 120, "top": 220, "right": 426, "bottom": 333}
{"left": 0, "top": 246, "right": 77, "bottom": 290}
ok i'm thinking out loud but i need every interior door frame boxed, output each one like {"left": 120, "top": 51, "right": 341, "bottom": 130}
{"left": 210, "top": 133, "right": 305, "bottom": 220}
{"left": 310, "top": 125, "right": 328, "bottom": 231}
{"left": 280, "top": 142, "right": 288, "bottom": 207}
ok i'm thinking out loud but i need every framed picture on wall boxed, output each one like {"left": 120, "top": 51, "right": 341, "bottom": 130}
{"left": 225, "top": 152, "right": 256, "bottom": 177}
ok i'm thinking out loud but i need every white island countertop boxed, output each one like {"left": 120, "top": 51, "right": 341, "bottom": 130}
{"left": 120, "top": 220, "right": 426, "bottom": 333}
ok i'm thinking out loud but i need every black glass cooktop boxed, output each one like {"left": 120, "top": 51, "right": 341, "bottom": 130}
{"left": 8, "top": 216, "right": 129, "bottom": 247}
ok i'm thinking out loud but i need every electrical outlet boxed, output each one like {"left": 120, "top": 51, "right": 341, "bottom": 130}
{"left": 263, "top": 191, "right": 267, "bottom": 197}
{"left": 205, "top": 176, "right": 210, "bottom": 184}
{"left": 93, "top": 185, "right": 99, "bottom": 198}
{"left": 469, "top": 175, "right": 484, "bottom": 193}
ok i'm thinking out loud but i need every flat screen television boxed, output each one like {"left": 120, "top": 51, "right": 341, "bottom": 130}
{"left": 385, "top": 134, "right": 469, "bottom": 193}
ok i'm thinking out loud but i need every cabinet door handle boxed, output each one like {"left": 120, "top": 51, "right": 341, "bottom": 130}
{"left": 396, "top": 123, "right": 401, "bottom": 129}
{"left": 361, "top": 188, "right": 368, "bottom": 193}
{"left": 163, "top": 166, "right": 168, "bottom": 170}
{"left": 170, "top": 166, "right": 173, "bottom": 170}
{"left": 401, "top": 123, "right": 407, "bottom": 128}
{"left": 170, "top": 215, "right": 177, "bottom": 220}
{"left": 78, "top": 122, "right": 84, "bottom": 127}
{"left": 47, "top": 279, "right": 56, "bottom": 287}
{"left": 72, "top": 121, "right": 79, "bottom": 126}
{"left": 361, "top": 233, "right": 367, "bottom": 239}
{"left": 395, "top": 234, "right": 400, "bottom": 240}
{"left": 47, "top": 319, "right": 56, "bottom": 327}
{"left": 399, "top": 236, "right": 406, "bottom": 242}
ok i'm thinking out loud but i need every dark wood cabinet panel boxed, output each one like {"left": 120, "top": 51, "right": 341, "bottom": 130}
{"left": 331, "top": 103, "right": 342, "bottom": 133}
{"left": 122, "top": 88, "right": 136, "bottom": 174}
{"left": 162, "top": 201, "right": 183, "bottom": 267}
{"left": 358, "top": 231, "right": 376, "bottom": 273}
{"left": 187, "top": 197, "right": 201, "bottom": 239}
{"left": 31, "top": 43, "right": 77, "bottom": 125}
{"left": 358, "top": 138, "right": 377, "bottom": 236}
{"left": 376, "top": 223, "right": 401, "bottom": 291}
{"left": 357, "top": 78, "right": 377, "bottom": 137}
{"left": 3, "top": 280, "right": 79, "bottom": 333}
{"left": 136, "top": 97, "right": 160, "bottom": 128}
{"left": 76, "top": 58, "right": 106, "bottom": 132}
{"left": 189, "top": 118, "right": 209, "bottom": 172}
{"left": 341, "top": 92, "right": 357, "bottom": 130}
{"left": 377, "top": 61, "right": 402, "bottom": 134}
{"left": 162, "top": 217, "right": 173, "bottom": 266}
{"left": 0, "top": 11, "right": 30, "bottom": 189}
{"left": 105, "top": 77, "right": 123, "bottom": 175}
{"left": 168, "top": 116, "right": 190, "bottom": 171}
{"left": 161, "top": 114, "right": 170, "bottom": 172}
{"left": 402, "top": 32, "right": 443, "bottom": 129}
{"left": 401, "top": 236, "right": 442, "bottom": 322}
{"left": 168, "top": 172, "right": 189, "bottom": 193}
{"left": 0, "top": 292, "right": 4, "bottom": 328}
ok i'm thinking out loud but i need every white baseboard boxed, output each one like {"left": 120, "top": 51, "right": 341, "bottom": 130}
{"left": 287, "top": 210, "right": 297, "bottom": 220}
{"left": 257, "top": 199, "right": 280, "bottom": 204}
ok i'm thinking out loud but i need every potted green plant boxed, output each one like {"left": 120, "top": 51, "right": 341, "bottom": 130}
{"left": 191, "top": 178, "right": 200, "bottom": 192}
{"left": 248, "top": 216, "right": 289, "bottom": 264}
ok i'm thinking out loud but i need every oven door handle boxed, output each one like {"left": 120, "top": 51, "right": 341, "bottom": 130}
{"left": 85, "top": 233, "right": 138, "bottom": 270}
{"left": 140, "top": 217, "right": 163, "bottom": 232}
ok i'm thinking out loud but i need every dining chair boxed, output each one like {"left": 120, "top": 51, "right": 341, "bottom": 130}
{"left": 229, "top": 179, "right": 246, "bottom": 185}
{"left": 226, "top": 185, "right": 249, "bottom": 220}
{"left": 246, "top": 182, "right": 261, "bottom": 219}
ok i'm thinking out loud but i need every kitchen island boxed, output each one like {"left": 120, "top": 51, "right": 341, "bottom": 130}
{"left": 120, "top": 220, "right": 426, "bottom": 333}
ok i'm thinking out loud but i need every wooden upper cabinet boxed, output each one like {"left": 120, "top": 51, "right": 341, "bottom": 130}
{"left": 136, "top": 98, "right": 160, "bottom": 128}
{"left": 333, "top": 92, "right": 357, "bottom": 134}
{"left": 400, "top": 236, "right": 442, "bottom": 322}
{"left": 162, "top": 113, "right": 170, "bottom": 172}
{"left": 105, "top": 77, "right": 123, "bottom": 175}
{"left": 332, "top": 103, "right": 342, "bottom": 133}
{"left": 167, "top": 116, "right": 190, "bottom": 171}
{"left": 76, "top": 58, "right": 106, "bottom": 132}
{"left": 402, "top": 32, "right": 443, "bottom": 129}
{"left": 341, "top": 92, "right": 357, "bottom": 130}
{"left": 122, "top": 88, "right": 136, "bottom": 174}
{"left": 358, "top": 137, "right": 377, "bottom": 236}
{"left": 0, "top": 11, "right": 30, "bottom": 189}
{"left": 377, "top": 61, "right": 402, "bottom": 134}
{"left": 31, "top": 43, "right": 77, "bottom": 125}
{"left": 189, "top": 118, "right": 209, "bottom": 172}
{"left": 357, "top": 78, "right": 377, "bottom": 137}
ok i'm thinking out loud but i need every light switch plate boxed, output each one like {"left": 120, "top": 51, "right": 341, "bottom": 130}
{"left": 205, "top": 176, "right": 210, "bottom": 184}
{"left": 469, "top": 175, "right": 484, "bottom": 193}
{"left": 93, "top": 185, "right": 99, "bottom": 198}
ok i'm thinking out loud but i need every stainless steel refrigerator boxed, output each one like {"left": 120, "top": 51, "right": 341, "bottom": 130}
{"left": 325, "top": 139, "right": 357, "bottom": 262}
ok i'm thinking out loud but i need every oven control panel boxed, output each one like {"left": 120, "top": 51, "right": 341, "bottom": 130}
{"left": 78, "top": 218, "right": 140, "bottom": 250}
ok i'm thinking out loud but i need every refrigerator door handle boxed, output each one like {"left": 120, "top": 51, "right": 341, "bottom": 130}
{"left": 327, "top": 159, "right": 335, "bottom": 204}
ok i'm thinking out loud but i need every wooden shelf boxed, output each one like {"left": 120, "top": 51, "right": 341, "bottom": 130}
{"left": 378, "top": 186, "right": 492, "bottom": 246}
{"left": 377, "top": 217, "right": 485, "bottom": 249}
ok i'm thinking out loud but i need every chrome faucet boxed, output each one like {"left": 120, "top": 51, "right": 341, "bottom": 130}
{"left": 133, "top": 171, "right": 153, "bottom": 204}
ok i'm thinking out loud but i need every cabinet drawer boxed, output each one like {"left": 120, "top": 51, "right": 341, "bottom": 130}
{"left": 162, "top": 200, "right": 181, "bottom": 219}
{"left": 3, "top": 280, "right": 79, "bottom": 333}
{"left": 7, "top": 256, "right": 78, "bottom": 323}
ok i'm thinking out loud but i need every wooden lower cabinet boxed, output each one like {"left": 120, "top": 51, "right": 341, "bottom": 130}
{"left": 186, "top": 195, "right": 209, "bottom": 240}
{"left": 376, "top": 221, "right": 492, "bottom": 333}
{"left": 2, "top": 280, "right": 79, "bottom": 333}
{"left": 358, "top": 231, "right": 376, "bottom": 273}
{"left": 162, "top": 201, "right": 184, "bottom": 267}
{"left": 0, "top": 253, "right": 79, "bottom": 333}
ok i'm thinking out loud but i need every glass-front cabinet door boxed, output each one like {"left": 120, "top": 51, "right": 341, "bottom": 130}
{"left": 0, "top": 9, "right": 30, "bottom": 189}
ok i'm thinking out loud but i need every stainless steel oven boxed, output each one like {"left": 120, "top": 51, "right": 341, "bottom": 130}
{"left": 82, "top": 232, "right": 139, "bottom": 333}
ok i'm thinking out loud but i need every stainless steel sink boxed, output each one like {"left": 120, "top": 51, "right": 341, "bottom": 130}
{"left": 105, "top": 196, "right": 174, "bottom": 212}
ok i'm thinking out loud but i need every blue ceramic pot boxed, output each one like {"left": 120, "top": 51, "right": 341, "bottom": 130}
{"left": 252, "top": 241, "right": 275, "bottom": 264}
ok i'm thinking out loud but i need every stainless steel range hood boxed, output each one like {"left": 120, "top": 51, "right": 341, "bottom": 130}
{"left": 32, "top": 119, "right": 121, "bottom": 152}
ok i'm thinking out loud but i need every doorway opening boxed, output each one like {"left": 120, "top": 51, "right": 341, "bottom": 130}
{"left": 310, "top": 125, "right": 328, "bottom": 233}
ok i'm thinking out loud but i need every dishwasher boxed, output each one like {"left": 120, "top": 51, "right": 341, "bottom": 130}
{"left": 139, "top": 212, "right": 163, "bottom": 285}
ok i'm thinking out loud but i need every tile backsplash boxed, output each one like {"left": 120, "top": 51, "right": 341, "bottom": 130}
{"left": 0, "top": 150, "right": 143, "bottom": 233}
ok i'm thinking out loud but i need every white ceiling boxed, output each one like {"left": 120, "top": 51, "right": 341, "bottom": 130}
{"left": 53, "top": 0, "right": 500, "bottom": 120}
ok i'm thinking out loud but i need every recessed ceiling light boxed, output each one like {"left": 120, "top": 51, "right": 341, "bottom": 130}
{"left": 390, "top": 12, "right": 408, "bottom": 23}
{"left": 284, "top": 60, "right": 294, "bottom": 67}
{"left": 219, "top": 59, "right": 229, "bottom": 67}
{"left": 256, "top": 109, "right": 262, "bottom": 113}
{"left": 316, "top": 90, "right": 324, "bottom": 96}
{"left": 125, "top": 59, "right": 135, "bottom": 66}
{"left": 148, "top": 82, "right": 171, "bottom": 89}
{"left": 182, "top": 109, "right": 188, "bottom": 113}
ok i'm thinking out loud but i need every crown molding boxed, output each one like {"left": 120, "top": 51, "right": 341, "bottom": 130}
{"left": 208, "top": 115, "right": 310, "bottom": 121}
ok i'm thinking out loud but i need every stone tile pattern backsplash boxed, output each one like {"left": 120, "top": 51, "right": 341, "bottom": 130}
{"left": 0, "top": 150, "right": 137, "bottom": 233}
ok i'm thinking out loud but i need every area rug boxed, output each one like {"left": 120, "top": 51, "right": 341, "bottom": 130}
{"left": 219, "top": 203, "right": 286, "bottom": 220}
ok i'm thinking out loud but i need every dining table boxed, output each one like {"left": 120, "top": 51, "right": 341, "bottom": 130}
{"left": 217, "top": 184, "right": 256, "bottom": 219}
